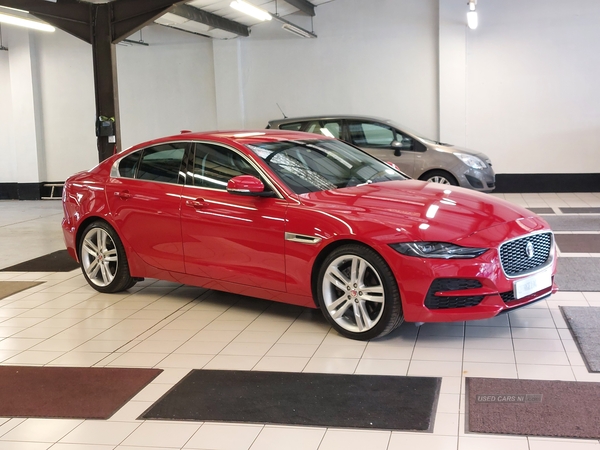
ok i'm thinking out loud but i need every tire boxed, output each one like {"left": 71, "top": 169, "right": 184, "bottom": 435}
{"left": 78, "top": 221, "right": 136, "bottom": 293}
{"left": 420, "top": 170, "right": 458, "bottom": 186}
{"left": 317, "top": 244, "right": 403, "bottom": 340}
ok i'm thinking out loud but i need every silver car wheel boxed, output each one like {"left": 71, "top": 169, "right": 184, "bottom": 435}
{"left": 321, "top": 254, "right": 385, "bottom": 333}
{"left": 80, "top": 227, "right": 119, "bottom": 287}
{"left": 427, "top": 175, "right": 451, "bottom": 185}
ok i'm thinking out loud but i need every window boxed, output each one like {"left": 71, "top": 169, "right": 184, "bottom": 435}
{"left": 303, "top": 120, "right": 342, "bottom": 139}
{"left": 348, "top": 122, "right": 395, "bottom": 147}
{"left": 118, "top": 152, "right": 141, "bottom": 178}
{"left": 191, "top": 143, "right": 262, "bottom": 190}
{"left": 136, "top": 144, "right": 186, "bottom": 184}
{"left": 279, "top": 122, "right": 303, "bottom": 131}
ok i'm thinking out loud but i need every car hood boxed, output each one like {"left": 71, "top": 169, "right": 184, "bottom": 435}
{"left": 299, "top": 180, "right": 540, "bottom": 243}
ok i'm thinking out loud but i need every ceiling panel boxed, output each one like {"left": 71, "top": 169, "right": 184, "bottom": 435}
{"left": 154, "top": 0, "right": 330, "bottom": 40}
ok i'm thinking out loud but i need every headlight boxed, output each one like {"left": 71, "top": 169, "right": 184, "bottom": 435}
{"left": 390, "top": 242, "right": 488, "bottom": 259}
{"left": 455, "top": 153, "right": 487, "bottom": 169}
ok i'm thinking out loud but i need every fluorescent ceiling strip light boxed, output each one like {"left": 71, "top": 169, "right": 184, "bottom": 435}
{"left": 0, "top": 12, "right": 55, "bottom": 32}
{"left": 230, "top": 0, "right": 272, "bottom": 21}
{"left": 281, "top": 23, "right": 315, "bottom": 38}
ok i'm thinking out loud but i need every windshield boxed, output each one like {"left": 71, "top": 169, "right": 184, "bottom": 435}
{"left": 247, "top": 139, "right": 407, "bottom": 194}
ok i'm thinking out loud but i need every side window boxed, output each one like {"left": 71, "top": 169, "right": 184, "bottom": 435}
{"left": 348, "top": 122, "right": 395, "bottom": 147}
{"left": 118, "top": 151, "right": 141, "bottom": 178}
{"left": 279, "top": 122, "right": 303, "bottom": 131}
{"left": 303, "top": 120, "right": 341, "bottom": 139}
{"left": 321, "top": 121, "right": 341, "bottom": 139}
{"left": 192, "top": 143, "right": 261, "bottom": 190}
{"left": 395, "top": 130, "right": 414, "bottom": 150}
{"left": 136, "top": 144, "right": 186, "bottom": 184}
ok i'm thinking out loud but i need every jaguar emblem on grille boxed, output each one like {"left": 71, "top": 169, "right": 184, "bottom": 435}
{"left": 525, "top": 241, "right": 535, "bottom": 258}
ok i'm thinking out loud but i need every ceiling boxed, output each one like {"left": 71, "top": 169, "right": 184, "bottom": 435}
{"left": 154, "top": 0, "right": 332, "bottom": 40}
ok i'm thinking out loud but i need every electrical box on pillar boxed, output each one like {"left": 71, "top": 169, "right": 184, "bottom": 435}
{"left": 96, "top": 116, "right": 115, "bottom": 139}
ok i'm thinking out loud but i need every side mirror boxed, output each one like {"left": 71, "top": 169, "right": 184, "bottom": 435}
{"left": 227, "top": 175, "right": 275, "bottom": 197}
{"left": 391, "top": 140, "right": 403, "bottom": 157}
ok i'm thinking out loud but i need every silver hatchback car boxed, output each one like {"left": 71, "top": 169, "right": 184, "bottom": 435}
{"left": 267, "top": 115, "right": 495, "bottom": 192}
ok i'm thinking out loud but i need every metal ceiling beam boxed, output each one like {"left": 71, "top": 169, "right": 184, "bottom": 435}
{"left": 170, "top": 4, "right": 249, "bottom": 37}
{"left": 281, "top": 0, "right": 315, "bottom": 16}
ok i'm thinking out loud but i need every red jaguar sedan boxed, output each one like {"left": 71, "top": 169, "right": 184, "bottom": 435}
{"left": 62, "top": 130, "right": 557, "bottom": 340}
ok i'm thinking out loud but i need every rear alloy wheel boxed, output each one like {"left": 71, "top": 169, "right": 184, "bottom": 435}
{"left": 79, "top": 221, "right": 136, "bottom": 293}
{"left": 317, "top": 244, "right": 403, "bottom": 340}
{"left": 421, "top": 170, "right": 458, "bottom": 186}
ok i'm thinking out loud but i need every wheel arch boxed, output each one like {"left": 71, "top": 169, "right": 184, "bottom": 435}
{"left": 418, "top": 168, "right": 459, "bottom": 184}
{"left": 75, "top": 216, "right": 113, "bottom": 259}
{"left": 310, "top": 238, "right": 391, "bottom": 308}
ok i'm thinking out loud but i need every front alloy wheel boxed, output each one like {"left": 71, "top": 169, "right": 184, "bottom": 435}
{"left": 79, "top": 221, "right": 135, "bottom": 293}
{"left": 318, "top": 244, "right": 403, "bottom": 340}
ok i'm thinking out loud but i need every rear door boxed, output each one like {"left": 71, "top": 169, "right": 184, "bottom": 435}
{"left": 106, "top": 142, "right": 188, "bottom": 273}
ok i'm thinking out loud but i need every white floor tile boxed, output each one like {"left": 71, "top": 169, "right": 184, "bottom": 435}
{"left": 59, "top": 421, "right": 140, "bottom": 445}
{"left": 0, "top": 419, "right": 82, "bottom": 443}
{"left": 388, "top": 433, "right": 457, "bottom": 449}
{"left": 184, "top": 423, "right": 263, "bottom": 450}
{"left": 249, "top": 426, "right": 325, "bottom": 450}
{"left": 120, "top": 422, "right": 201, "bottom": 448}
{"left": 318, "top": 429, "right": 390, "bottom": 450}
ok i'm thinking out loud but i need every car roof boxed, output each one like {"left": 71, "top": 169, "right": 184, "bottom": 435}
{"left": 267, "top": 115, "right": 392, "bottom": 126}
{"left": 127, "top": 129, "right": 331, "bottom": 151}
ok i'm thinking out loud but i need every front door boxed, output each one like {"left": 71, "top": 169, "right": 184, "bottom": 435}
{"left": 180, "top": 142, "right": 288, "bottom": 291}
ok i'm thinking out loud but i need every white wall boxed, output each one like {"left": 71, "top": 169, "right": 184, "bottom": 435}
{"left": 33, "top": 27, "right": 97, "bottom": 181}
{"left": 232, "top": 0, "right": 440, "bottom": 139}
{"left": 460, "top": 0, "right": 600, "bottom": 173}
{"left": 116, "top": 25, "right": 218, "bottom": 150}
{"left": 1, "top": 0, "right": 599, "bottom": 184}
{"left": 0, "top": 48, "right": 15, "bottom": 182}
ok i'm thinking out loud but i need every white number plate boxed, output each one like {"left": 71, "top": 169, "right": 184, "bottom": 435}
{"left": 513, "top": 269, "right": 552, "bottom": 299}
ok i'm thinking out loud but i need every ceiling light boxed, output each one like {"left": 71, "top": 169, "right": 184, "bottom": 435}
{"left": 0, "top": 12, "right": 55, "bottom": 32}
{"left": 467, "top": 0, "right": 478, "bottom": 30}
{"left": 281, "top": 23, "right": 315, "bottom": 38}
{"left": 230, "top": 0, "right": 272, "bottom": 21}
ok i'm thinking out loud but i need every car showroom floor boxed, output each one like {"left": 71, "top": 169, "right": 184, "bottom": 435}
{"left": 0, "top": 193, "right": 599, "bottom": 450}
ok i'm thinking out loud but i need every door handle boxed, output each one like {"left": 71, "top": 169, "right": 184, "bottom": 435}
{"left": 185, "top": 198, "right": 205, "bottom": 208}
{"left": 114, "top": 190, "right": 131, "bottom": 200}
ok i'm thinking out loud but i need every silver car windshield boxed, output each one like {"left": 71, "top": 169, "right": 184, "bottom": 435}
{"left": 247, "top": 139, "right": 407, "bottom": 194}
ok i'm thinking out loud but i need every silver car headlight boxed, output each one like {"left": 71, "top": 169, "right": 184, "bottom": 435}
{"left": 390, "top": 242, "right": 488, "bottom": 259}
{"left": 455, "top": 153, "right": 487, "bottom": 170}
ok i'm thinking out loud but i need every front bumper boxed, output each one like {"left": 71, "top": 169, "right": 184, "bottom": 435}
{"left": 383, "top": 229, "right": 557, "bottom": 323}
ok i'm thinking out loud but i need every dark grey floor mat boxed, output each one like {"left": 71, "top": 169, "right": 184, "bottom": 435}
{"left": 555, "top": 234, "right": 600, "bottom": 253}
{"left": 560, "top": 207, "right": 600, "bottom": 214}
{"left": 141, "top": 370, "right": 441, "bottom": 431}
{"left": 555, "top": 257, "right": 600, "bottom": 291}
{"left": 560, "top": 306, "right": 600, "bottom": 372}
{"left": 545, "top": 215, "right": 600, "bottom": 231}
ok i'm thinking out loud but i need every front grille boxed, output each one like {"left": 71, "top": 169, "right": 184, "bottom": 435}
{"left": 499, "top": 232, "right": 552, "bottom": 276}
{"left": 425, "top": 278, "right": 483, "bottom": 310}
{"left": 500, "top": 291, "right": 515, "bottom": 303}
